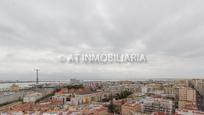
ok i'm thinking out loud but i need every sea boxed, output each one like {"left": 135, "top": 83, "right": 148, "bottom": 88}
{"left": 0, "top": 80, "right": 70, "bottom": 91}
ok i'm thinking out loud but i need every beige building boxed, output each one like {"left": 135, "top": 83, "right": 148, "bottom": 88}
{"left": 178, "top": 87, "right": 197, "bottom": 110}
{"left": 9, "top": 84, "right": 20, "bottom": 92}
{"left": 121, "top": 101, "right": 142, "bottom": 115}
{"left": 175, "top": 80, "right": 189, "bottom": 87}
{"left": 176, "top": 109, "right": 204, "bottom": 115}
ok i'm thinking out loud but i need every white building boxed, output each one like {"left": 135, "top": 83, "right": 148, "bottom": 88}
{"left": 23, "top": 92, "right": 42, "bottom": 102}
{"left": 142, "top": 97, "right": 174, "bottom": 114}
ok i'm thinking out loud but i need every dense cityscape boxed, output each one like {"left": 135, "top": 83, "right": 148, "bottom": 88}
{"left": 1, "top": 0, "right": 204, "bottom": 115}
{"left": 0, "top": 78, "right": 204, "bottom": 115}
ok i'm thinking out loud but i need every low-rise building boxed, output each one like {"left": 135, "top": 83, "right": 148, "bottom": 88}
{"left": 176, "top": 109, "right": 204, "bottom": 115}
{"left": 23, "top": 92, "right": 42, "bottom": 102}
{"left": 9, "top": 84, "right": 20, "bottom": 92}
{"left": 121, "top": 100, "right": 142, "bottom": 115}
{"left": 82, "top": 104, "right": 108, "bottom": 115}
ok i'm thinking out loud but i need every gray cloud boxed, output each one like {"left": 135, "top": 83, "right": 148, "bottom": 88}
{"left": 0, "top": 0, "right": 204, "bottom": 80}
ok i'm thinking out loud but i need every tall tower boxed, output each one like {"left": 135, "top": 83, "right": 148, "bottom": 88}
{"left": 34, "top": 69, "right": 40, "bottom": 84}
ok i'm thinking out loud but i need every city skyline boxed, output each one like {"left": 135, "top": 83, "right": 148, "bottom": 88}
{"left": 1, "top": 0, "right": 204, "bottom": 80}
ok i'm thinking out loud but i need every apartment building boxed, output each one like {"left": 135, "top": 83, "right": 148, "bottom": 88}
{"left": 142, "top": 97, "right": 174, "bottom": 114}
{"left": 178, "top": 87, "right": 198, "bottom": 110}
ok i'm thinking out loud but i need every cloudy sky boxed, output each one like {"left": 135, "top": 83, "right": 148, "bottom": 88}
{"left": 0, "top": 0, "right": 204, "bottom": 81}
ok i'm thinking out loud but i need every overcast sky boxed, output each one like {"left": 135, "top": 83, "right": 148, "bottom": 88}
{"left": 0, "top": 0, "right": 204, "bottom": 81}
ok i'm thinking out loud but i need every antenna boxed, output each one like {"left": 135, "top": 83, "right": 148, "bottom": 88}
{"left": 34, "top": 68, "right": 40, "bottom": 84}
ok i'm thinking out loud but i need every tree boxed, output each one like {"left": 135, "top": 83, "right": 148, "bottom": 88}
{"left": 108, "top": 95, "right": 120, "bottom": 114}
{"left": 114, "top": 90, "right": 132, "bottom": 100}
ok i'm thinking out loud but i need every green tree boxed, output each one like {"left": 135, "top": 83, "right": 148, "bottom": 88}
{"left": 108, "top": 95, "right": 120, "bottom": 114}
